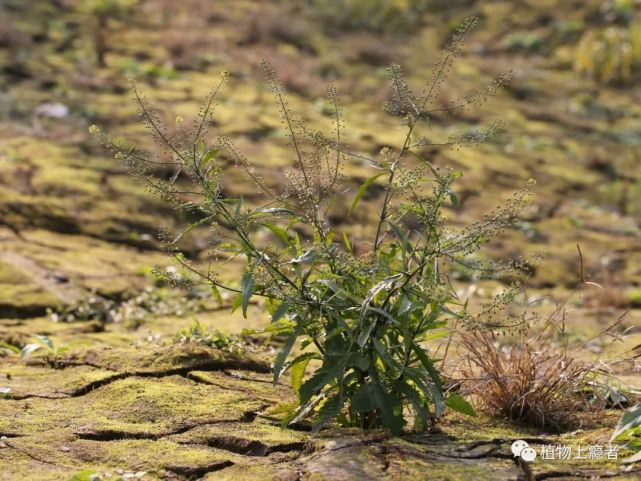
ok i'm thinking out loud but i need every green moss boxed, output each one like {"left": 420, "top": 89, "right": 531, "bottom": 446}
{"left": 0, "top": 448, "right": 85, "bottom": 481}
{"left": 82, "top": 375, "right": 263, "bottom": 434}
{"left": 67, "top": 343, "right": 269, "bottom": 373}
{"left": 385, "top": 456, "right": 518, "bottom": 481}
{"left": 0, "top": 281, "right": 59, "bottom": 312}
{"left": 187, "top": 370, "right": 292, "bottom": 404}
{"left": 2, "top": 363, "right": 116, "bottom": 398}
{"left": 169, "top": 419, "right": 308, "bottom": 447}
{"left": 203, "top": 465, "right": 299, "bottom": 481}
{"left": 71, "top": 438, "right": 242, "bottom": 472}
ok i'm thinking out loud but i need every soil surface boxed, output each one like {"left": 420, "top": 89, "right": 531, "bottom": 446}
{"left": 1, "top": 320, "right": 639, "bottom": 480}
{"left": 2, "top": 1, "right": 641, "bottom": 479}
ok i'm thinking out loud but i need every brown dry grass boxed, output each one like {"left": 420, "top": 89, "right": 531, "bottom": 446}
{"left": 459, "top": 326, "right": 592, "bottom": 431}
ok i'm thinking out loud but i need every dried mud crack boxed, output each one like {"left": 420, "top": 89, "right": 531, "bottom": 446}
{"left": 164, "top": 460, "right": 235, "bottom": 480}
{"left": 534, "top": 469, "right": 641, "bottom": 480}
{"left": 1, "top": 346, "right": 637, "bottom": 480}
{"left": 199, "top": 437, "right": 307, "bottom": 457}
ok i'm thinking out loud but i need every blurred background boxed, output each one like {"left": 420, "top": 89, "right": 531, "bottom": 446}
{"left": 1, "top": 0, "right": 640, "bottom": 334}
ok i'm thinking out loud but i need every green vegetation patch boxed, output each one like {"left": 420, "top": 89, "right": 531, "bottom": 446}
{"left": 1, "top": 362, "right": 116, "bottom": 398}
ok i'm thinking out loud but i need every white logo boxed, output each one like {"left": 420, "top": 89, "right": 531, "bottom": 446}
{"left": 511, "top": 440, "right": 537, "bottom": 462}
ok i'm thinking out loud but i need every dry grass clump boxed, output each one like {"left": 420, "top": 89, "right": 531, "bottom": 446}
{"left": 460, "top": 327, "right": 592, "bottom": 431}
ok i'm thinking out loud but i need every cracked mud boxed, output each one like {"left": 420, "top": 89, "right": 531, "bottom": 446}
{"left": 1, "top": 342, "right": 639, "bottom": 481}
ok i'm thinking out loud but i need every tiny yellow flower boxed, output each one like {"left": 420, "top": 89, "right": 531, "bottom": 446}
{"left": 88, "top": 124, "right": 100, "bottom": 134}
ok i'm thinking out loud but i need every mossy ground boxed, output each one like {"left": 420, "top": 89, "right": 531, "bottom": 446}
{"left": 1, "top": 0, "right": 641, "bottom": 479}
{"left": 1, "top": 326, "right": 639, "bottom": 480}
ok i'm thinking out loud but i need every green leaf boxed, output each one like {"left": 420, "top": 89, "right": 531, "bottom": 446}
{"left": 611, "top": 403, "right": 641, "bottom": 442}
{"left": 349, "top": 173, "right": 385, "bottom": 214}
{"left": 411, "top": 342, "right": 445, "bottom": 416}
{"left": 418, "top": 330, "right": 449, "bottom": 342}
{"left": 196, "top": 137, "right": 207, "bottom": 156}
{"left": 357, "top": 319, "right": 376, "bottom": 348}
{"left": 271, "top": 301, "right": 289, "bottom": 323}
{"left": 357, "top": 307, "right": 397, "bottom": 348}
{"left": 351, "top": 353, "right": 370, "bottom": 372}
{"left": 231, "top": 293, "right": 242, "bottom": 314}
{"left": 373, "top": 339, "right": 402, "bottom": 370}
{"left": 350, "top": 383, "right": 377, "bottom": 413}
{"left": 20, "top": 343, "right": 41, "bottom": 359}
{"left": 235, "top": 196, "right": 245, "bottom": 217}
{"left": 267, "top": 401, "right": 299, "bottom": 416}
{"left": 623, "top": 450, "right": 641, "bottom": 464}
{"left": 262, "top": 223, "right": 291, "bottom": 246}
{"left": 289, "top": 250, "right": 317, "bottom": 264}
{"left": 398, "top": 381, "right": 430, "bottom": 429}
{"left": 267, "top": 401, "right": 300, "bottom": 427}
{"left": 252, "top": 207, "right": 296, "bottom": 217}
{"left": 447, "top": 188, "right": 459, "bottom": 208}
{"left": 35, "top": 335, "right": 53, "bottom": 350}
{"left": 211, "top": 284, "right": 223, "bottom": 307}
{"left": 351, "top": 381, "right": 403, "bottom": 434}
{"left": 367, "top": 307, "right": 397, "bottom": 325}
{"left": 0, "top": 342, "right": 20, "bottom": 355}
{"left": 312, "top": 391, "right": 344, "bottom": 433}
{"left": 293, "top": 232, "right": 302, "bottom": 256}
{"left": 199, "top": 148, "right": 218, "bottom": 168}
{"left": 172, "top": 215, "right": 213, "bottom": 244}
{"left": 240, "top": 272, "right": 254, "bottom": 318}
{"left": 288, "top": 352, "right": 319, "bottom": 396}
{"left": 386, "top": 220, "right": 412, "bottom": 261}
{"left": 357, "top": 275, "right": 401, "bottom": 347}
{"left": 273, "top": 324, "right": 301, "bottom": 384}
{"left": 342, "top": 232, "right": 352, "bottom": 253}
{"left": 261, "top": 319, "right": 296, "bottom": 334}
{"left": 445, "top": 393, "right": 477, "bottom": 417}
{"left": 412, "top": 343, "right": 442, "bottom": 390}
{"left": 299, "top": 364, "right": 339, "bottom": 405}
{"left": 372, "top": 383, "right": 403, "bottom": 435}
{"left": 626, "top": 435, "right": 641, "bottom": 449}
{"left": 398, "top": 296, "right": 413, "bottom": 316}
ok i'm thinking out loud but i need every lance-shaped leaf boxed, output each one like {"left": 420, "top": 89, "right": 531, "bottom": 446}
{"left": 262, "top": 223, "right": 291, "bottom": 246}
{"left": 288, "top": 352, "right": 320, "bottom": 396}
{"left": 273, "top": 323, "right": 301, "bottom": 384}
{"left": 288, "top": 250, "right": 318, "bottom": 264}
{"left": 611, "top": 403, "right": 641, "bottom": 441}
{"left": 349, "top": 172, "right": 386, "bottom": 214}
{"left": 357, "top": 274, "right": 402, "bottom": 347}
{"left": 240, "top": 272, "right": 254, "bottom": 318}
{"left": 249, "top": 207, "right": 296, "bottom": 219}
{"left": 445, "top": 393, "right": 476, "bottom": 417}
{"left": 271, "top": 301, "right": 290, "bottom": 323}
{"left": 199, "top": 148, "right": 218, "bottom": 169}
{"left": 20, "top": 343, "right": 41, "bottom": 359}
